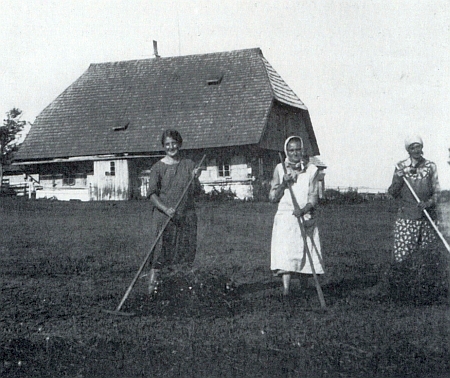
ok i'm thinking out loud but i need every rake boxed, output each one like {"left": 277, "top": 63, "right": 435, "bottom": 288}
{"left": 103, "top": 154, "right": 206, "bottom": 316}
{"left": 396, "top": 165, "right": 450, "bottom": 255}
{"left": 279, "top": 153, "right": 326, "bottom": 309}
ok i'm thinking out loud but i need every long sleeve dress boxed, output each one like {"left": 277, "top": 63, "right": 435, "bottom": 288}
{"left": 388, "top": 157, "right": 440, "bottom": 263}
{"left": 270, "top": 162, "right": 324, "bottom": 275}
{"left": 147, "top": 158, "right": 201, "bottom": 269}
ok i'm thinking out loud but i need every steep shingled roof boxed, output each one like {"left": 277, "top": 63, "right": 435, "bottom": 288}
{"left": 261, "top": 57, "right": 307, "bottom": 110}
{"left": 16, "top": 48, "right": 310, "bottom": 161}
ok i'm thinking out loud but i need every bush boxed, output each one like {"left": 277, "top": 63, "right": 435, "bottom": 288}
{"left": 198, "top": 186, "right": 237, "bottom": 202}
{"left": 320, "top": 188, "right": 366, "bottom": 205}
{"left": 0, "top": 186, "right": 17, "bottom": 197}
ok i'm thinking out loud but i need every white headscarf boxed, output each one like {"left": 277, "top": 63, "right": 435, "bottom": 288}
{"left": 404, "top": 135, "right": 423, "bottom": 150}
{"left": 284, "top": 136, "right": 306, "bottom": 172}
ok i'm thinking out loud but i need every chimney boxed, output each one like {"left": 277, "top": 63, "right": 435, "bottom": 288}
{"left": 153, "top": 40, "right": 160, "bottom": 58}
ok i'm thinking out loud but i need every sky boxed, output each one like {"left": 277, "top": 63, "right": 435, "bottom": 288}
{"left": 1, "top": 0, "right": 449, "bottom": 190}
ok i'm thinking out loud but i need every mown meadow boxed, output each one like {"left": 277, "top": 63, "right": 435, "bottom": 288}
{"left": 0, "top": 197, "right": 449, "bottom": 377}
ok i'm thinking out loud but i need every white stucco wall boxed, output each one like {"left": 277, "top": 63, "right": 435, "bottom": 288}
{"left": 199, "top": 155, "right": 254, "bottom": 199}
{"left": 92, "top": 160, "right": 129, "bottom": 201}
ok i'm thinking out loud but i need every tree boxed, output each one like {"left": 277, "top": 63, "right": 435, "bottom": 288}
{"left": 0, "top": 108, "right": 26, "bottom": 189}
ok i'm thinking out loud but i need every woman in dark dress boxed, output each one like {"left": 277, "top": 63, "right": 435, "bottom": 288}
{"left": 146, "top": 130, "right": 202, "bottom": 293}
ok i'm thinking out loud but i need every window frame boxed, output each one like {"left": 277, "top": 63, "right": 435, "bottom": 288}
{"left": 106, "top": 161, "right": 116, "bottom": 176}
{"left": 217, "top": 158, "right": 231, "bottom": 178}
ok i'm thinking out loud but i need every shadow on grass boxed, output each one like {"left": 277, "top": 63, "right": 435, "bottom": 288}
{"left": 322, "top": 275, "right": 379, "bottom": 299}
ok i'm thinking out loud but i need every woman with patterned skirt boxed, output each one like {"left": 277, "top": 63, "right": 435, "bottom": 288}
{"left": 387, "top": 135, "right": 445, "bottom": 302}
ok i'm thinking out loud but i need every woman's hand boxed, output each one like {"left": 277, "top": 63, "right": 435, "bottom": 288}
{"left": 394, "top": 167, "right": 405, "bottom": 178}
{"left": 192, "top": 167, "right": 203, "bottom": 178}
{"left": 150, "top": 194, "right": 176, "bottom": 217}
{"left": 164, "top": 207, "right": 176, "bottom": 217}
{"left": 292, "top": 208, "right": 304, "bottom": 218}
{"left": 282, "top": 173, "right": 294, "bottom": 185}
{"left": 292, "top": 203, "right": 313, "bottom": 218}
{"left": 418, "top": 200, "right": 432, "bottom": 211}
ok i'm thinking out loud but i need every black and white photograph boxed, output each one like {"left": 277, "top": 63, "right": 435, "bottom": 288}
{"left": 1, "top": 1, "right": 449, "bottom": 376}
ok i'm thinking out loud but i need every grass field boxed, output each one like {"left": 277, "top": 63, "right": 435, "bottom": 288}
{"left": 0, "top": 198, "right": 449, "bottom": 377}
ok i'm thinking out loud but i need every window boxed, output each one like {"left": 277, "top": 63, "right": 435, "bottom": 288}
{"left": 207, "top": 78, "right": 222, "bottom": 85}
{"left": 218, "top": 159, "right": 230, "bottom": 177}
{"left": 206, "top": 74, "right": 223, "bottom": 86}
{"left": 106, "top": 162, "right": 115, "bottom": 176}
{"left": 113, "top": 122, "right": 129, "bottom": 131}
{"left": 63, "top": 175, "right": 76, "bottom": 186}
{"left": 41, "top": 172, "right": 87, "bottom": 187}
{"left": 63, "top": 174, "right": 87, "bottom": 186}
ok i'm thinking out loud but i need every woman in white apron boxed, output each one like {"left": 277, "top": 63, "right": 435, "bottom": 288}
{"left": 269, "top": 136, "right": 324, "bottom": 296}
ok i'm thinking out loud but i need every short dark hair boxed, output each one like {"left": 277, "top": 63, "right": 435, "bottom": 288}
{"left": 161, "top": 129, "right": 183, "bottom": 147}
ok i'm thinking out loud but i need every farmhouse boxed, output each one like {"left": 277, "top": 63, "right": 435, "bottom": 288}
{"left": 14, "top": 48, "right": 325, "bottom": 201}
